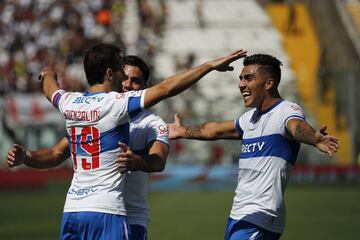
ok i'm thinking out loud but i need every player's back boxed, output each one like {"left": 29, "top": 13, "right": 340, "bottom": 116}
{"left": 52, "top": 90, "right": 146, "bottom": 215}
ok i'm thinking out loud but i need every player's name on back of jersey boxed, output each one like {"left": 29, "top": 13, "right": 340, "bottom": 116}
{"left": 64, "top": 109, "right": 100, "bottom": 122}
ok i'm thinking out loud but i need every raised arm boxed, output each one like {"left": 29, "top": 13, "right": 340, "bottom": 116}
{"left": 38, "top": 67, "right": 60, "bottom": 102}
{"left": 7, "top": 137, "right": 70, "bottom": 169}
{"left": 286, "top": 118, "right": 339, "bottom": 156}
{"left": 117, "top": 141, "right": 169, "bottom": 173}
{"left": 168, "top": 114, "right": 241, "bottom": 140}
{"left": 143, "top": 49, "right": 247, "bottom": 109}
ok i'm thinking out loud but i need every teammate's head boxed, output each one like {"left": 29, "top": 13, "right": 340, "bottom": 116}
{"left": 239, "top": 54, "right": 282, "bottom": 109}
{"left": 122, "top": 55, "right": 150, "bottom": 91}
{"left": 83, "top": 43, "right": 125, "bottom": 89}
{"left": 243, "top": 54, "right": 282, "bottom": 86}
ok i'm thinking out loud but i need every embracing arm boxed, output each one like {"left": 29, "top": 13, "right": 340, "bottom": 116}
{"left": 143, "top": 50, "right": 247, "bottom": 109}
{"left": 117, "top": 141, "right": 169, "bottom": 173}
{"left": 168, "top": 114, "right": 241, "bottom": 140}
{"left": 286, "top": 118, "right": 339, "bottom": 156}
{"left": 7, "top": 138, "right": 70, "bottom": 169}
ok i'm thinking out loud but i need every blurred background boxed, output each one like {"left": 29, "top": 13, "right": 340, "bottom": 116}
{"left": 0, "top": 0, "right": 359, "bottom": 239}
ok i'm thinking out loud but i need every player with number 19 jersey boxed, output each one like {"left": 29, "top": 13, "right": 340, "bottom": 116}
{"left": 51, "top": 89, "right": 146, "bottom": 216}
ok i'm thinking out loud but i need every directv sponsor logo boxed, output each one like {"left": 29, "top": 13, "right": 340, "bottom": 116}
{"left": 68, "top": 188, "right": 98, "bottom": 196}
{"left": 241, "top": 142, "right": 265, "bottom": 153}
{"left": 72, "top": 96, "right": 104, "bottom": 104}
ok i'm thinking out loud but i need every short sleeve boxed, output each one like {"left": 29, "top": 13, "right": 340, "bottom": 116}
{"left": 111, "top": 90, "right": 146, "bottom": 123}
{"left": 51, "top": 89, "right": 67, "bottom": 113}
{"left": 146, "top": 117, "right": 169, "bottom": 147}
{"left": 284, "top": 103, "right": 305, "bottom": 126}
{"left": 127, "top": 89, "right": 146, "bottom": 119}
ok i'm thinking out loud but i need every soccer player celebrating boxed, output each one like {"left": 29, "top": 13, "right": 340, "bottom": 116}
{"left": 8, "top": 43, "right": 247, "bottom": 239}
{"left": 168, "top": 54, "right": 339, "bottom": 240}
{"left": 8, "top": 55, "right": 168, "bottom": 240}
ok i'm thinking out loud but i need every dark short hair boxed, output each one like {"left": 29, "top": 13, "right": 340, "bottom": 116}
{"left": 243, "top": 54, "right": 282, "bottom": 84}
{"left": 83, "top": 43, "right": 123, "bottom": 86}
{"left": 123, "top": 55, "right": 150, "bottom": 84}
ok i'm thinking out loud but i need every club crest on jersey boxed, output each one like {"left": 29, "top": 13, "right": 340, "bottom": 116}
{"left": 116, "top": 93, "right": 126, "bottom": 99}
{"left": 72, "top": 96, "right": 104, "bottom": 104}
{"left": 157, "top": 125, "right": 168, "bottom": 135}
{"left": 291, "top": 105, "right": 301, "bottom": 111}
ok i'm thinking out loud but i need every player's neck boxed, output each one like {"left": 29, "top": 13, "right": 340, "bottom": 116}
{"left": 259, "top": 97, "right": 282, "bottom": 112}
{"left": 88, "top": 84, "right": 110, "bottom": 93}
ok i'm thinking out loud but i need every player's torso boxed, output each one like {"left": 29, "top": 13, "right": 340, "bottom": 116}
{"left": 231, "top": 100, "right": 301, "bottom": 233}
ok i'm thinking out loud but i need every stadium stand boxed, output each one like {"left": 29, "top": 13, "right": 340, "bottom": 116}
{"left": 132, "top": 0, "right": 305, "bottom": 164}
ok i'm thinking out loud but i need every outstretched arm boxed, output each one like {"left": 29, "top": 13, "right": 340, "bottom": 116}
{"left": 117, "top": 141, "right": 169, "bottom": 173}
{"left": 143, "top": 50, "right": 247, "bottom": 109}
{"left": 38, "top": 67, "right": 60, "bottom": 102}
{"left": 287, "top": 119, "right": 339, "bottom": 157}
{"left": 7, "top": 138, "right": 70, "bottom": 169}
{"left": 168, "top": 114, "right": 241, "bottom": 140}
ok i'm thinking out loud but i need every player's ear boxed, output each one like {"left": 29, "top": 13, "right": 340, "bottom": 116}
{"left": 105, "top": 68, "right": 113, "bottom": 81}
{"left": 265, "top": 78, "right": 274, "bottom": 90}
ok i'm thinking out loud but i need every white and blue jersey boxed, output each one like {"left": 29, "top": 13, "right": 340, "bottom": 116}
{"left": 51, "top": 89, "right": 146, "bottom": 216}
{"left": 124, "top": 110, "right": 169, "bottom": 228}
{"left": 231, "top": 99, "right": 304, "bottom": 233}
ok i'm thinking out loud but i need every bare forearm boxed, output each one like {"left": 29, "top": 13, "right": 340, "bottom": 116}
{"left": 179, "top": 121, "right": 240, "bottom": 140}
{"left": 25, "top": 149, "right": 69, "bottom": 169}
{"left": 135, "top": 154, "right": 166, "bottom": 172}
{"left": 145, "top": 63, "right": 213, "bottom": 108}
{"left": 181, "top": 124, "right": 214, "bottom": 140}
{"left": 160, "top": 63, "right": 213, "bottom": 97}
{"left": 40, "top": 71, "right": 59, "bottom": 102}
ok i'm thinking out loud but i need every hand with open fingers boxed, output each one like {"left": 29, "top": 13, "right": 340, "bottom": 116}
{"left": 315, "top": 125, "right": 339, "bottom": 157}
{"left": 167, "top": 113, "right": 184, "bottom": 140}
{"left": 7, "top": 144, "right": 26, "bottom": 168}
{"left": 117, "top": 142, "right": 138, "bottom": 173}
{"left": 207, "top": 49, "right": 247, "bottom": 72}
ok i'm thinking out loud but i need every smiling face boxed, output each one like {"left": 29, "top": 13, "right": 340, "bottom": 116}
{"left": 121, "top": 64, "right": 146, "bottom": 92}
{"left": 239, "top": 64, "right": 271, "bottom": 110}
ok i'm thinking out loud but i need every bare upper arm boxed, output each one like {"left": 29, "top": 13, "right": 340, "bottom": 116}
{"left": 143, "top": 85, "right": 167, "bottom": 109}
{"left": 147, "top": 140, "right": 169, "bottom": 158}
{"left": 286, "top": 118, "right": 306, "bottom": 138}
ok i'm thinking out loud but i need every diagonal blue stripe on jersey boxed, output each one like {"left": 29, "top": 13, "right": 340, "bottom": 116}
{"left": 240, "top": 134, "right": 300, "bottom": 164}
{"left": 128, "top": 96, "right": 142, "bottom": 119}
{"left": 68, "top": 124, "right": 130, "bottom": 156}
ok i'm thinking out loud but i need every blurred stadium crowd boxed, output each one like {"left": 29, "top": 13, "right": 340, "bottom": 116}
{"left": 0, "top": 0, "right": 168, "bottom": 94}
{"left": 1, "top": 0, "right": 360, "bottom": 168}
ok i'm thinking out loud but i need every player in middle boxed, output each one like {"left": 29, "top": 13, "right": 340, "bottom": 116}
{"left": 7, "top": 55, "right": 169, "bottom": 240}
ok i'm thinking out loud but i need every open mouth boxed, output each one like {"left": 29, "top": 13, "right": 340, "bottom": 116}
{"left": 242, "top": 92, "right": 251, "bottom": 100}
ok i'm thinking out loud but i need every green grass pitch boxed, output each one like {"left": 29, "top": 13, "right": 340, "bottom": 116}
{"left": 0, "top": 183, "right": 359, "bottom": 240}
